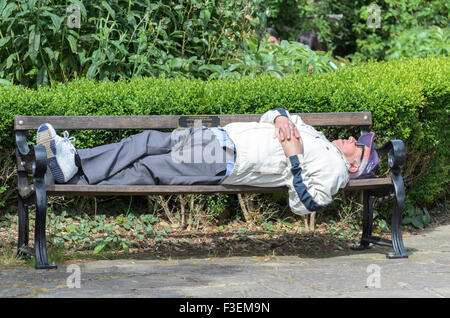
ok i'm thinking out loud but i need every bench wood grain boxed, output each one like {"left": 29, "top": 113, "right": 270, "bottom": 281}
{"left": 14, "top": 112, "right": 372, "bottom": 130}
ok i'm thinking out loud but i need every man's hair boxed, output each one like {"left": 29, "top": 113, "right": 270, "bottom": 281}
{"left": 348, "top": 156, "right": 368, "bottom": 179}
{"left": 264, "top": 27, "right": 280, "bottom": 40}
{"left": 296, "top": 31, "right": 320, "bottom": 50}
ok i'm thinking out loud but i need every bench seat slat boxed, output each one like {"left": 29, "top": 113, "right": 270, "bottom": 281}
{"left": 46, "top": 178, "right": 392, "bottom": 196}
{"left": 15, "top": 112, "right": 372, "bottom": 130}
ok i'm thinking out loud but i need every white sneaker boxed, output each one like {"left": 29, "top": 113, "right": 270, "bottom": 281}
{"left": 36, "top": 123, "right": 78, "bottom": 183}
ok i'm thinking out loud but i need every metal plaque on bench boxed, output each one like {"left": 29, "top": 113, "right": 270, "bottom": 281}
{"left": 178, "top": 115, "right": 221, "bottom": 128}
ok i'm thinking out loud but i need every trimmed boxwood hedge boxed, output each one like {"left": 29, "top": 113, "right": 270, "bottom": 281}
{"left": 0, "top": 56, "right": 448, "bottom": 209}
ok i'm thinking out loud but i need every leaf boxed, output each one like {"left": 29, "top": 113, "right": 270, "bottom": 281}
{"left": 43, "top": 47, "right": 55, "bottom": 62}
{"left": 45, "top": 12, "right": 63, "bottom": 32}
{"left": 411, "top": 217, "right": 424, "bottom": 230}
{"left": 87, "top": 62, "right": 102, "bottom": 79}
{"left": 402, "top": 216, "right": 412, "bottom": 225}
{"left": 170, "top": 31, "right": 184, "bottom": 38}
{"left": 92, "top": 49, "right": 105, "bottom": 61}
{"left": 93, "top": 243, "right": 106, "bottom": 254}
{"left": 101, "top": 1, "right": 115, "bottom": 19}
{"left": 121, "top": 242, "right": 129, "bottom": 254}
{"left": 2, "top": 2, "right": 17, "bottom": 20}
{"left": 198, "top": 64, "right": 224, "bottom": 73}
{"left": 422, "top": 209, "right": 431, "bottom": 225}
{"left": 169, "top": 58, "right": 183, "bottom": 69}
{"left": 0, "top": 79, "right": 12, "bottom": 86}
{"left": 204, "top": 9, "right": 211, "bottom": 22}
{"left": 66, "top": 35, "right": 78, "bottom": 53}
{"left": 70, "top": 0, "right": 86, "bottom": 17}
{"left": 110, "top": 40, "right": 128, "bottom": 56}
{"left": 0, "top": 0, "right": 7, "bottom": 15}
{"left": 0, "top": 36, "right": 10, "bottom": 48}
{"left": 28, "top": 0, "right": 36, "bottom": 11}
{"left": 28, "top": 28, "right": 40, "bottom": 63}
{"left": 37, "top": 66, "right": 48, "bottom": 87}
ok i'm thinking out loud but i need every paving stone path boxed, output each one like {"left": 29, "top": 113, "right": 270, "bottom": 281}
{"left": 1, "top": 224, "right": 449, "bottom": 298}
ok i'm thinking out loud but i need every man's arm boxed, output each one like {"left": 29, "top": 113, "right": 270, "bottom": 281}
{"left": 259, "top": 107, "right": 301, "bottom": 142}
{"left": 278, "top": 123, "right": 333, "bottom": 215}
{"left": 286, "top": 155, "right": 332, "bottom": 215}
{"left": 259, "top": 107, "right": 290, "bottom": 124}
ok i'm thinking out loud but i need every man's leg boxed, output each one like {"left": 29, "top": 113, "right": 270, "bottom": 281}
{"left": 77, "top": 130, "right": 174, "bottom": 184}
{"left": 77, "top": 128, "right": 226, "bottom": 185}
{"left": 95, "top": 151, "right": 226, "bottom": 185}
{"left": 75, "top": 127, "right": 228, "bottom": 185}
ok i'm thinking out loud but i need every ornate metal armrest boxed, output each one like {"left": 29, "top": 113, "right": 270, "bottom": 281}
{"left": 15, "top": 134, "right": 49, "bottom": 199}
{"left": 15, "top": 128, "right": 47, "bottom": 179}
{"left": 15, "top": 131, "right": 30, "bottom": 156}
{"left": 16, "top": 131, "right": 34, "bottom": 200}
{"left": 375, "top": 139, "right": 405, "bottom": 172}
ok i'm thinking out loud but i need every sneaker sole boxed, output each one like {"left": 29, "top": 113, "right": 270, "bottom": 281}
{"left": 36, "top": 125, "right": 55, "bottom": 157}
{"left": 36, "top": 125, "right": 65, "bottom": 183}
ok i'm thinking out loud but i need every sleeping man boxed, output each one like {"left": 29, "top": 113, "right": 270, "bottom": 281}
{"left": 36, "top": 108, "right": 379, "bottom": 216}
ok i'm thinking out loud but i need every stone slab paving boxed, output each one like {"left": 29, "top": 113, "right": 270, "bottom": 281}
{"left": 1, "top": 224, "right": 449, "bottom": 298}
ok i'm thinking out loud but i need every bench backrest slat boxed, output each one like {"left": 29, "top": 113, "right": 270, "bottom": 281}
{"left": 14, "top": 112, "right": 372, "bottom": 130}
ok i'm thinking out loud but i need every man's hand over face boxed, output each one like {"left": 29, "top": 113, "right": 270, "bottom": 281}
{"left": 273, "top": 115, "right": 301, "bottom": 142}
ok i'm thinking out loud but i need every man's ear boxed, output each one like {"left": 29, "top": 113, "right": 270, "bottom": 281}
{"left": 348, "top": 162, "right": 359, "bottom": 174}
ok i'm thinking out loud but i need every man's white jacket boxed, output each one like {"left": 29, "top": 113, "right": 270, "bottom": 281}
{"left": 221, "top": 108, "right": 350, "bottom": 215}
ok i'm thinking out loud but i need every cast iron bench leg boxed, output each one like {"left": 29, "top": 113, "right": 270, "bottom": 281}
{"left": 352, "top": 140, "right": 408, "bottom": 258}
{"left": 352, "top": 190, "right": 374, "bottom": 251}
{"left": 17, "top": 195, "right": 30, "bottom": 253}
{"left": 387, "top": 166, "right": 408, "bottom": 259}
{"left": 17, "top": 171, "right": 36, "bottom": 258}
{"left": 33, "top": 145, "right": 57, "bottom": 269}
{"left": 16, "top": 132, "right": 33, "bottom": 258}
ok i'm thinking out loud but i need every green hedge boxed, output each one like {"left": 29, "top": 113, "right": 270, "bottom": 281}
{"left": 0, "top": 56, "right": 448, "bottom": 209}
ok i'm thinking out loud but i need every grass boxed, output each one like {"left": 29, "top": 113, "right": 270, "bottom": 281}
{"left": 0, "top": 246, "right": 24, "bottom": 268}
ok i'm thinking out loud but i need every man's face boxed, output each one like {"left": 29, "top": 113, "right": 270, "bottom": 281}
{"left": 268, "top": 35, "right": 280, "bottom": 45}
{"left": 332, "top": 136, "right": 368, "bottom": 173}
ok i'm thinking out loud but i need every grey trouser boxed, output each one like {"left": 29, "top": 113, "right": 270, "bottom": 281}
{"left": 68, "top": 127, "right": 229, "bottom": 185}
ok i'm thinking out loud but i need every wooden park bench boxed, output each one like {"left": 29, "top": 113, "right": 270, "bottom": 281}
{"left": 14, "top": 112, "right": 408, "bottom": 269}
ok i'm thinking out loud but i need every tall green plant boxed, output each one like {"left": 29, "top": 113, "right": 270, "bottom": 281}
{"left": 0, "top": 0, "right": 268, "bottom": 87}
{"left": 260, "top": 0, "right": 449, "bottom": 60}
{"left": 385, "top": 26, "right": 449, "bottom": 60}
{"left": 353, "top": 0, "right": 449, "bottom": 61}
{"left": 257, "top": 0, "right": 375, "bottom": 57}
{"left": 199, "top": 34, "right": 338, "bottom": 79}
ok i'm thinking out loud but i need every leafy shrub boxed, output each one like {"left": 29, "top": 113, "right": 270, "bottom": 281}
{"left": 262, "top": 0, "right": 449, "bottom": 60}
{"left": 199, "top": 34, "right": 339, "bottom": 79}
{"left": 354, "top": 0, "right": 449, "bottom": 61}
{"left": 0, "top": 56, "right": 448, "bottom": 211}
{"left": 262, "top": 0, "right": 370, "bottom": 57}
{"left": 385, "top": 26, "right": 449, "bottom": 60}
{"left": 0, "top": 0, "right": 268, "bottom": 87}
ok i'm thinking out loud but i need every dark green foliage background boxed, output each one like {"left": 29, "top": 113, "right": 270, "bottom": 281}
{"left": 2, "top": 0, "right": 447, "bottom": 89}
{"left": 0, "top": 0, "right": 268, "bottom": 87}
{"left": 1, "top": 56, "right": 448, "bottom": 210}
{"left": 263, "top": 0, "right": 449, "bottom": 60}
